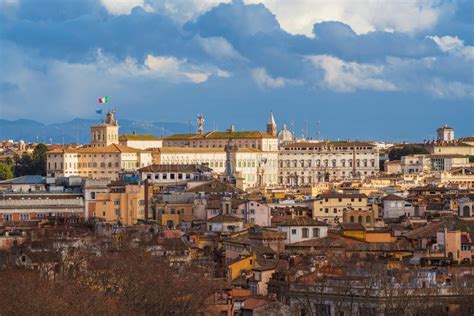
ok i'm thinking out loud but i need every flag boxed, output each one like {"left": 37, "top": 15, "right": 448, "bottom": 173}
{"left": 96, "top": 109, "right": 103, "bottom": 114}
{"left": 98, "top": 96, "right": 109, "bottom": 103}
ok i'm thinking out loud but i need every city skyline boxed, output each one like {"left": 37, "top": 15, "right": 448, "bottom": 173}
{"left": 1, "top": 0, "right": 473, "bottom": 140}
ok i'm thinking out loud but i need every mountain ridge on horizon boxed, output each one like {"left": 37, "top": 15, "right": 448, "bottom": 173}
{"left": 0, "top": 118, "right": 191, "bottom": 144}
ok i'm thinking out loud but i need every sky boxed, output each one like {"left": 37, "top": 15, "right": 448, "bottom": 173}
{"left": 0, "top": 0, "right": 473, "bottom": 142}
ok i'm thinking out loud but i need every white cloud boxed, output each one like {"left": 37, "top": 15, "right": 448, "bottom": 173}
{"left": 95, "top": 52, "right": 229, "bottom": 83}
{"left": 244, "top": 0, "right": 450, "bottom": 36}
{"left": 427, "top": 78, "right": 474, "bottom": 99}
{"left": 307, "top": 55, "right": 397, "bottom": 92}
{"left": 251, "top": 68, "right": 299, "bottom": 89}
{"left": 198, "top": 36, "right": 246, "bottom": 61}
{"left": 100, "top": 0, "right": 154, "bottom": 15}
{"left": 428, "top": 35, "right": 474, "bottom": 60}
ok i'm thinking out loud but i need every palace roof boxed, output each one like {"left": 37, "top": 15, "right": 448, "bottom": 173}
{"left": 162, "top": 130, "right": 276, "bottom": 140}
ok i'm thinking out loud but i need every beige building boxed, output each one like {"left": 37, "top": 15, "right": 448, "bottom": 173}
{"left": 47, "top": 111, "right": 153, "bottom": 180}
{"left": 400, "top": 154, "right": 469, "bottom": 174}
{"left": 279, "top": 141, "right": 379, "bottom": 185}
{"left": 47, "top": 144, "right": 153, "bottom": 180}
{"left": 91, "top": 183, "right": 151, "bottom": 226}
{"left": 150, "top": 147, "right": 278, "bottom": 190}
{"left": 308, "top": 192, "right": 370, "bottom": 223}
{"left": 119, "top": 133, "right": 163, "bottom": 150}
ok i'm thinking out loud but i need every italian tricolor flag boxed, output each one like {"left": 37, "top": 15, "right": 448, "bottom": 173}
{"left": 98, "top": 96, "right": 109, "bottom": 103}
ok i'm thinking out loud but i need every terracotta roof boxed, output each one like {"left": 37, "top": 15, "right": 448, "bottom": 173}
{"left": 286, "top": 235, "right": 347, "bottom": 248}
{"left": 47, "top": 143, "right": 141, "bottom": 154}
{"left": 383, "top": 194, "right": 405, "bottom": 201}
{"left": 403, "top": 221, "right": 444, "bottom": 239}
{"left": 207, "top": 214, "right": 242, "bottom": 223}
{"left": 242, "top": 297, "right": 273, "bottom": 310}
{"left": 318, "top": 192, "right": 368, "bottom": 199}
{"left": 340, "top": 223, "right": 365, "bottom": 231}
{"left": 278, "top": 217, "right": 328, "bottom": 227}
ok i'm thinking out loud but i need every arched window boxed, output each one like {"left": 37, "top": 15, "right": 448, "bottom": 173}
{"left": 462, "top": 205, "right": 470, "bottom": 217}
{"left": 366, "top": 216, "right": 371, "bottom": 224}
{"left": 350, "top": 216, "right": 355, "bottom": 223}
{"left": 312, "top": 228, "right": 320, "bottom": 238}
{"left": 358, "top": 216, "right": 363, "bottom": 224}
{"left": 302, "top": 228, "right": 309, "bottom": 238}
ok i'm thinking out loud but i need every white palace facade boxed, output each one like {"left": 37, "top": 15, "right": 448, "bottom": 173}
{"left": 278, "top": 141, "right": 379, "bottom": 186}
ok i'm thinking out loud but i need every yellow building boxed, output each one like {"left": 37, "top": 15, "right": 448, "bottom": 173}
{"left": 93, "top": 183, "right": 151, "bottom": 226}
{"left": 154, "top": 203, "right": 194, "bottom": 228}
{"left": 308, "top": 192, "right": 370, "bottom": 223}
{"left": 228, "top": 254, "right": 256, "bottom": 281}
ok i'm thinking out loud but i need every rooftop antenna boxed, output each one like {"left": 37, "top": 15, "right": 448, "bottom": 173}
{"left": 197, "top": 113, "right": 205, "bottom": 134}
{"left": 304, "top": 120, "right": 308, "bottom": 139}
{"left": 317, "top": 120, "right": 321, "bottom": 140}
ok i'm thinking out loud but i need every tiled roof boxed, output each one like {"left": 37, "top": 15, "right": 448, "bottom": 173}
{"left": 47, "top": 143, "right": 141, "bottom": 154}
{"left": 340, "top": 223, "right": 365, "bottom": 231}
{"left": 383, "top": 194, "right": 405, "bottom": 201}
{"left": 207, "top": 214, "right": 242, "bottom": 223}
{"left": 318, "top": 192, "right": 368, "bottom": 199}
{"left": 278, "top": 217, "right": 328, "bottom": 227}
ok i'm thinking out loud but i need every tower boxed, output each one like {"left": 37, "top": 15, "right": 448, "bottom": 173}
{"left": 266, "top": 111, "right": 277, "bottom": 136}
{"left": 90, "top": 111, "right": 119, "bottom": 147}
{"left": 436, "top": 124, "right": 454, "bottom": 142}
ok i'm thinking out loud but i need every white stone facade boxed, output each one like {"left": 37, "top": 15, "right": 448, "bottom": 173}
{"left": 278, "top": 141, "right": 379, "bottom": 185}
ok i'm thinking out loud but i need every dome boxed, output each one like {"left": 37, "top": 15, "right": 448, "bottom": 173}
{"left": 278, "top": 124, "right": 293, "bottom": 142}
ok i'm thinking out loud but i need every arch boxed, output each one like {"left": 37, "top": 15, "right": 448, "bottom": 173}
{"left": 366, "top": 216, "right": 371, "bottom": 224}
{"left": 462, "top": 205, "right": 470, "bottom": 217}
{"left": 350, "top": 216, "right": 355, "bottom": 223}
{"left": 358, "top": 216, "right": 363, "bottom": 224}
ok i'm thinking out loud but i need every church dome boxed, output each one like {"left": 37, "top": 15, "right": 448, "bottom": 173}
{"left": 278, "top": 124, "right": 293, "bottom": 142}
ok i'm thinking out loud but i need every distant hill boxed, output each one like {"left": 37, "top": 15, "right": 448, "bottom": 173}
{"left": 0, "top": 118, "right": 190, "bottom": 144}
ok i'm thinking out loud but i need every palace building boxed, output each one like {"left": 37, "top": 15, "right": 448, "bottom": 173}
{"left": 47, "top": 112, "right": 153, "bottom": 180}
{"left": 278, "top": 141, "right": 379, "bottom": 185}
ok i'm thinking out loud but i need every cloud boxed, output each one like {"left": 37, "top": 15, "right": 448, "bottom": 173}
{"left": 428, "top": 35, "right": 474, "bottom": 60}
{"left": 251, "top": 68, "right": 299, "bottom": 89}
{"left": 427, "top": 77, "right": 474, "bottom": 99}
{"left": 100, "top": 0, "right": 153, "bottom": 15}
{"left": 307, "top": 55, "right": 397, "bottom": 92}
{"left": 197, "top": 36, "right": 246, "bottom": 61}
{"left": 244, "top": 0, "right": 451, "bottom": 36}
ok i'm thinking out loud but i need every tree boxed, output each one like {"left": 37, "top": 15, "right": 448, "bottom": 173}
{"left": 13, "top": 143, "right": 48, "bottom": 176}
{"left": 0, "top": 163, "right": 13, "bottom": 180}
{"left": 388, "top": 144, "right": 429, "bottom": 161}
{"left": 32, "top": 143, "right": 48, "bottom": 175}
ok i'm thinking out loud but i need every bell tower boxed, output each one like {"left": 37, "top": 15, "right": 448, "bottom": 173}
{"left": 266, "top": 111, "right": 277, "bottom": 136}
{"left": 90, "top": 111, "right": 119, "bottom": 147}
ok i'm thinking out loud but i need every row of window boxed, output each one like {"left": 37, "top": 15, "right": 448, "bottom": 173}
{"left": 291, "top": 227, "right": 320, "bottom": 238}
{"left": 280, "top": 159, "right": 376, "bottom": 168}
